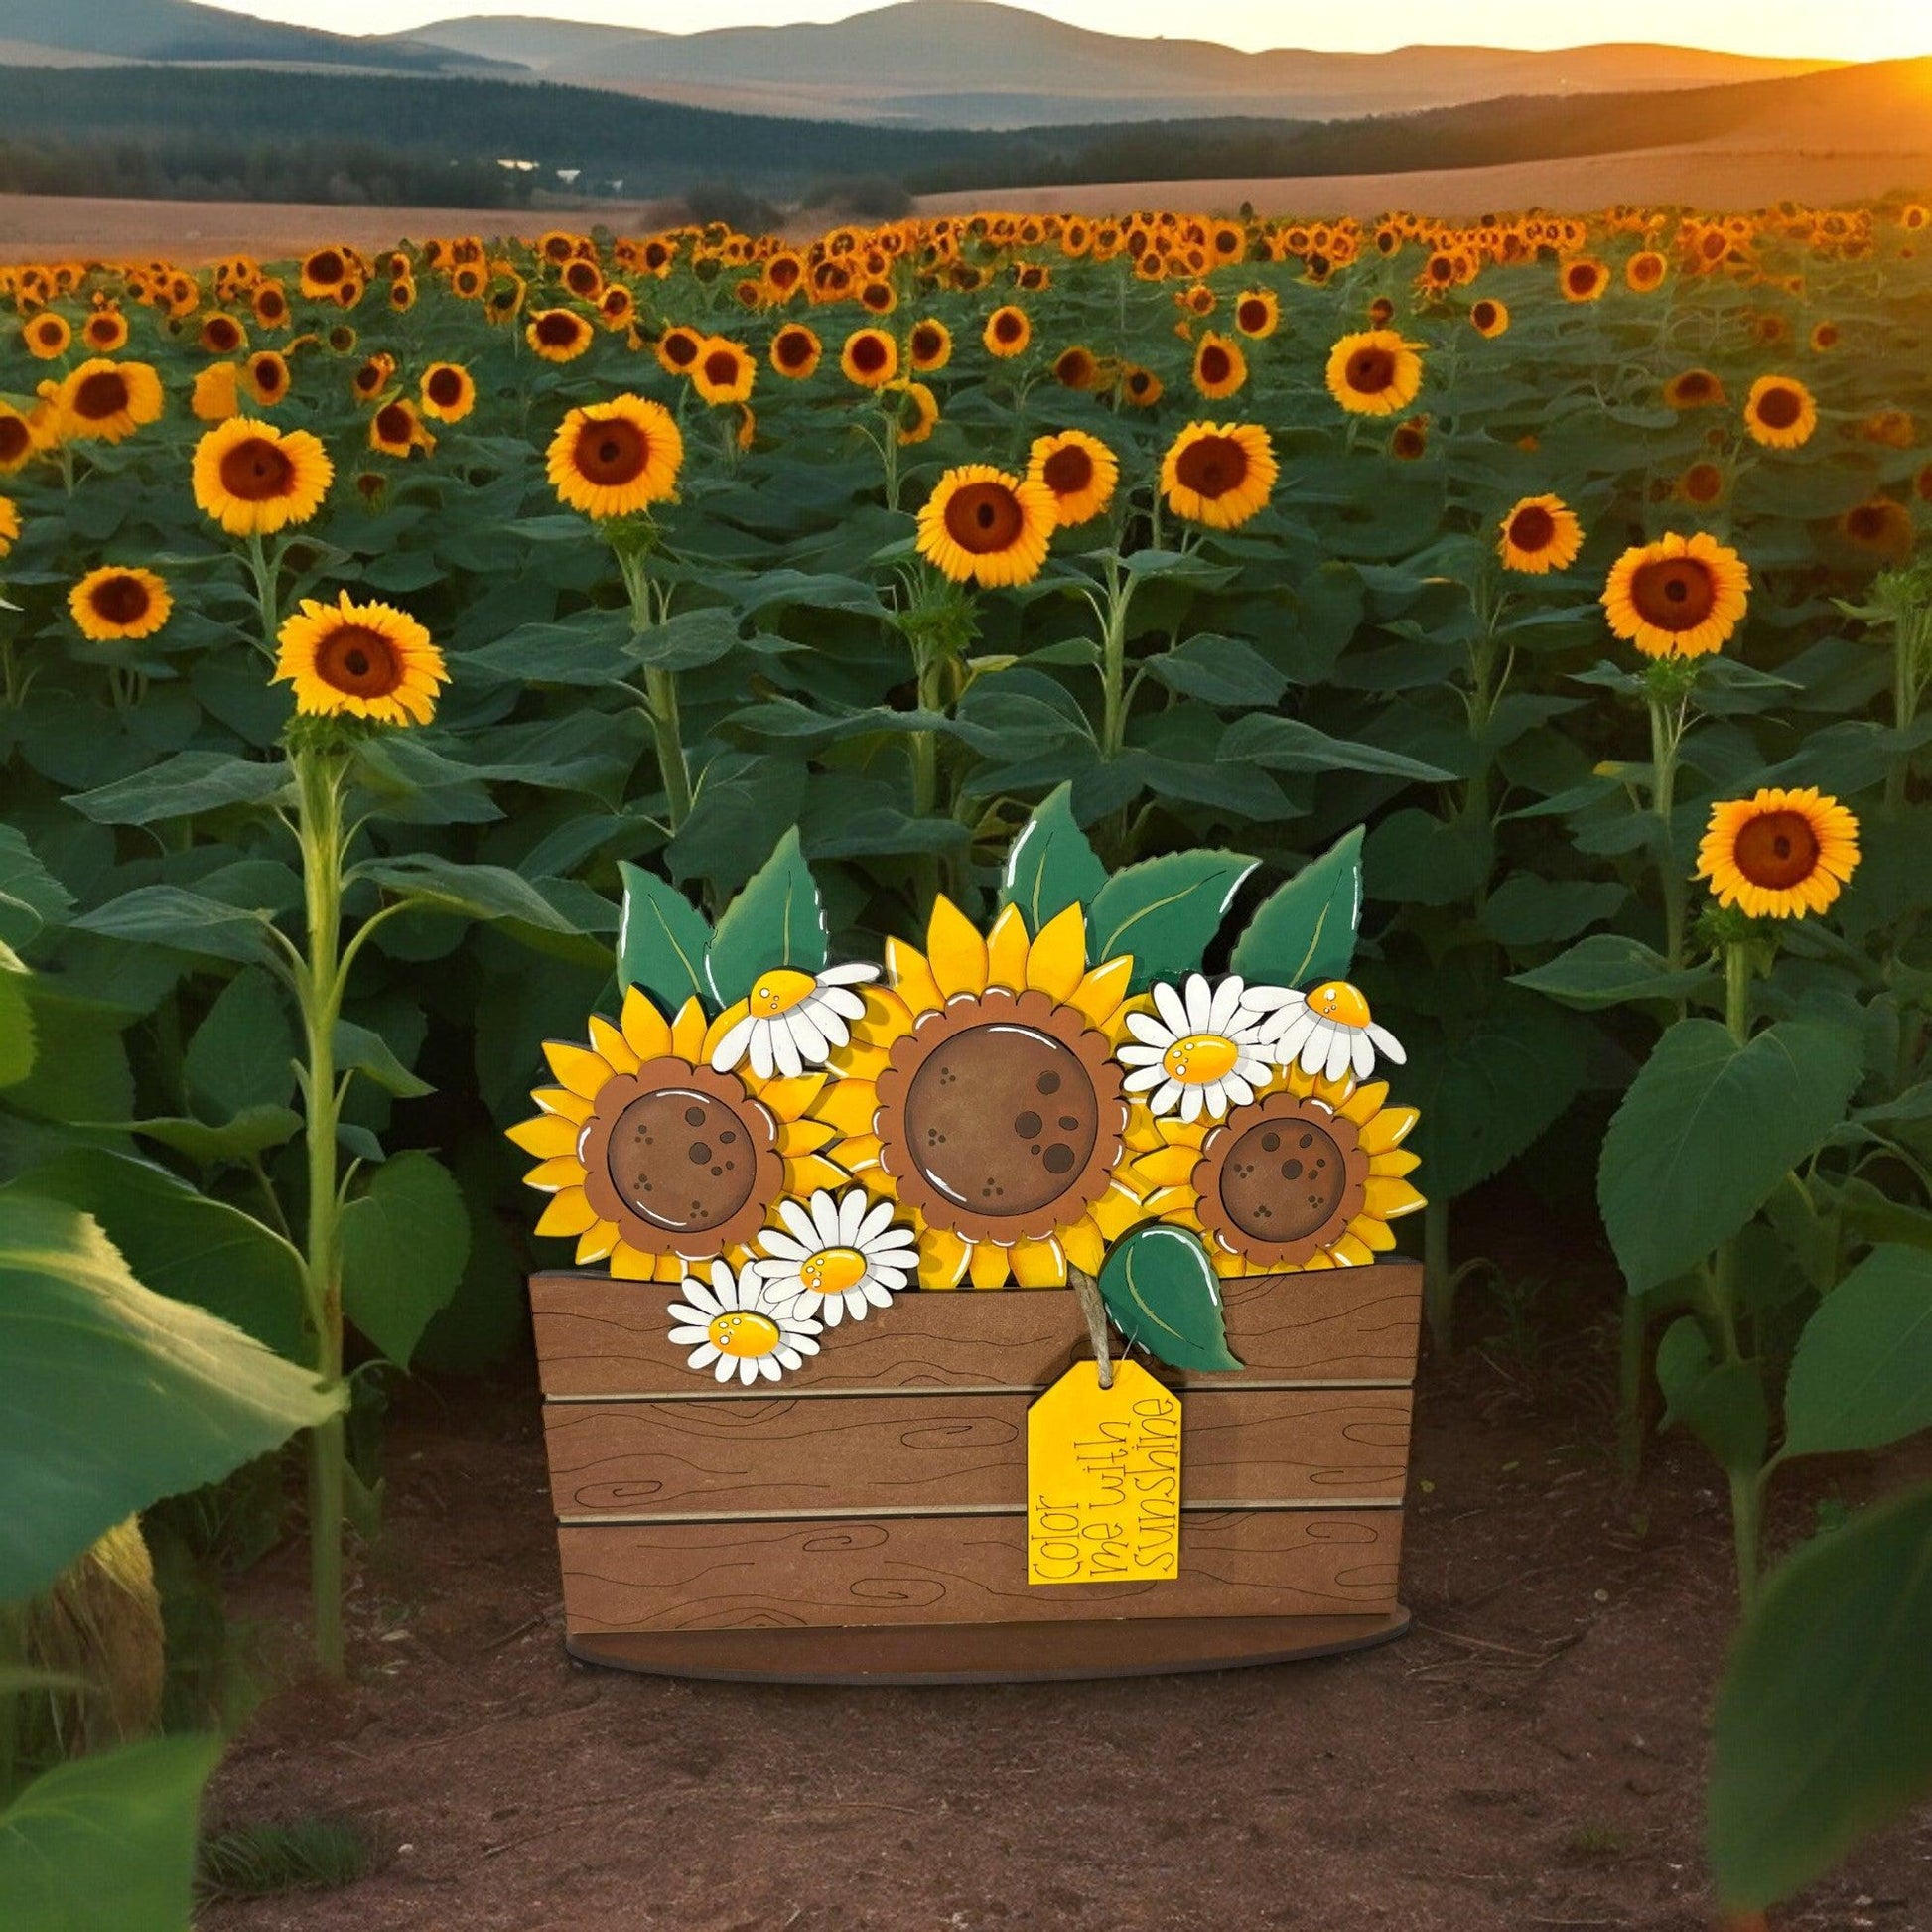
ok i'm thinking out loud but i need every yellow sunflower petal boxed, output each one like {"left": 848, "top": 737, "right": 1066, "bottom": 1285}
{"left": 621, "top": 985, "right": 672, "bottom": 1059}
{"left": 927, "top": 896, "right": 990, "bottom": 997}
{"left": 814, "top": 1081, "right": 880, "bottom": 1135}
{"left": 1088, "top": 1181, "right": 1146, "bottom": 1241}
{"left": 919, "top": 1227, "right": 972, "bottom": 1289}
{"left": 986, "top": 901, "right": 1030, "bottom": 990}
{"left": 887, "top": 936, "right": 943, "bottom": 1014}
{"left": 1209, "top": 1243, "right": 1247, "bottom": 1278}
{"left": 531, "top": 1085, "right": 594, "bottom": 1124}
{"left": 543, "top": 1039, "right": 613, "bottom": 1100}
{"left": 1363, "top": 1177, "right": 1427, "bottom": 1219}
{"left": 610, "top": 1240, "right": 656, "bottom": 1280}
{"left": 1338, "top": 1080, "right": 1390, "bottom": 1125}
{"left": 535, "top": 1189, "right": 599, "bottom": 1238}
{"left": 1068, "top": 954, "right": 1133, "bottom": 1028}
{"left": 655, "top": 1252, "right": 687, "bottom": 1283}
{"left": 779, "top": 1118, "right": 838, "bottom": 1156}
{"left": 586, "top": 1014, "right": 639, "bottom": 1075}
{"left": 575, "top": 1221, "right": 620, "bottom": 1265}
{"left": 1010, "top": 1236, "right": 1067, "bottom": 1286}
{"left": 670, "top": 996, "right": 707, "bottom": 1061}
{"left": 506, "top": 1114, "right": 578, "bottom": 1158}
{"left": 1330, "top": 1232, "right": 1376, "bottom": 1266}
{"left": 1061, "top": 1217, "right": 1106, "bottom": 1274}
{"left": 789, "top": 1154, "right": 848, "bottom": 1193}
{"left": 759, "top": 1073, "right": 825, "bottom": 1121}
{"left": 523, "top": 1157, "right": 587, "bottom": 1192}
{"left": 702, "top": 999, "right": 748, "bottom": 1062}
{"left": 1135, "top": 1145, "right": 1200, "bottom": 1188}
{"left": 855, "top": 984, "right": 915, "bottom": 1043}
{"left": 969, "top": 1241, "right": 1011, "bottom": 1288}
{"left": 836, "top": 1132, "right": 885, "bottom": 1172}
{"left": 1024, "top": 902, "right": 1087, "bottom": 1000}
{"left": 1370, "top": 1148, "right": 1422, "bottom": 1178}
{"left": 1356, "top": 1104, "right": 1418, "bottom": 1152}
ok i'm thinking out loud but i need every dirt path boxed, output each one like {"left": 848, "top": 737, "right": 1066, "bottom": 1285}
{"left": 197, "top": 1323, "right": 1928, "bottom": 1932}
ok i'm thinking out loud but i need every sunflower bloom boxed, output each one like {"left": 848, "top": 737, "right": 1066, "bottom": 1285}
{"left": 1498, "top": 494, "right": 1584, "bottom": 574}
{"left": 419, "top": 362, "right": 476, "bottom": 423}
{"left": 546, "top": 395, "right": 683, "bottom": 520}
{"left": 1028, "top": 429, "right": 1118, "bottom": 527}
{"left": 840, "top": 327, "right": 897, "bottom": 389}
{"left": 691, "top": 336, "right": 756, "bottom": 405}
{"left": 274, "top": 592, "right": 448, "bottom": 727}
{"left": 0, "top": 496, "right": 20, "bottom": 557}
{"left": 192, "top": 416, "right": 333, "bottom": 536}
{"left": 1470, "top": 298, "right": 1509, "bottom": 337}
{"left": 1160, "top": 421, "right": 1278, "bottom": 530}
{"left": 1696, "top": 788, "right": 1860, "bottom": 920}
{"left": 69, "top": 566, "right": 171, "bottom": 642}
{"left": 58, "top": 359, "right": 165, "bottom": 444}
{"left": 983, "top": 305, "right": 1031, "bottom": 358}
{"left": 1232, "top": 288, "right": 1280, "bottom": 338}
{"left": 1191, "top": 331, "right": 1247, "bottom": 400}
{"left": 915, "top": 464, "right": 1054, "bottom": 589}
{"left": 769, "top": 324, "right": 821, "bottom": 378}
{"left": 1743, "top": 375, "right": 1819, "bottom": 450}
{"left": 1325, "top": 329, "right": 1423, "bottom": 416}
{"left": 1601, "top": 530, "right": 1750, "bottom": 659}
{"left": 525, "top": 308, "right": 595, "bottom": 363}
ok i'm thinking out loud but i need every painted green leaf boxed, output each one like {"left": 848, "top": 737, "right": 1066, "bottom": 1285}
{"left": 1781, "top": 1244, "right": 1932, "bottom": 1460}
{"left": 617, "top": 860, "right": 713, "bottom": 1011}
{"left": 1710, "top": 1482, "right": 1932, "bottom": 1910}
{"left": 1089, "top": 849, "right": 1256, "bottom": 993}
{"left": 1096, "top": 1224, "right": 1244, "bottom": 1374}
{"left": 1229, "top": 827, "right": 1362, "bottom": 989}
{"left": 0, "top": 1195, "right": 339, "bottom": 1602}
{"left": 1598, "top": 1019, "right": 1863, "bottom": 1295}
{"left": 704, "top": 827, "right": 827, "bottom": 1006}
{"left": 0, "top": 1734, "right": 223, "bottom": 1932}
{"left": 1654, "top": 1316, "right": 1768, "bottom": 1476}
{"left": 999, "top": 782, "right": 1107, "bottom": 932}
{"left": 341, "top": 1150, "right": 472, "bottom": 1370}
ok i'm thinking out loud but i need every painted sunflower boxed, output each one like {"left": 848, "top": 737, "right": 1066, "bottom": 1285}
{"left": 813, "top": 897, "right": 1147, "bottom": 1288}
{"left": 1601, "top": 530, "right": 1750, "bottom": 660}
{"left": 509, "top": 986, "right": 847, "bottom": 1282}
{"left": 1696, "top": 787, "right": 1860, "bottom": 921}
{"left": 1743, "top": 375, "right": 1818, "bottom": 450}
{"left": 69, "top": 566, "right": 171, "bottom": 642}
{"left": 1134, "top": 1072, "right": 1424, "bottom": 1277}
{"left": 192, "top": 416, "right": 333, "bottom": 536}
{"left": 1498, "top": 494, "right": 1584, "bottom": 574}
{"left": 1324, "top": 330, "right": 1423, "bottom": 416}
{"left": 1027, "top": 429, "right": 1118, "bottom": 527}
{"left": 273, "top": 592, "right": 448, "bottom": 726}
{"left": 915, "top": 464, "right": 1055, "bottom": 588}
{"left": 1160, "top": 420, "right": 1278, "bottom": 530}
{"left": 57, "top": 359, "right": 165, "bottom": 445}
{"left": 546, "top": 395, "right": 683, "bottom": 520}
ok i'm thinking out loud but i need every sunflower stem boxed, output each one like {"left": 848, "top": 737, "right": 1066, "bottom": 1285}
{"left": 1647, "top": 691, "right": 1689, "bottom": 973}
{"left": 1723, "top": 939, "right": 1753, "bottom": 1046}
{"left": 1096, "top": 556, "right": 1136, "bottom": 760}
{"left": 616, "top": 543, "right": 693, "bottom": 832}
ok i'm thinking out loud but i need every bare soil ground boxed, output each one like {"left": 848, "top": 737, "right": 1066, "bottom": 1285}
{"left": 196, "top": 1239, "right": 1932, "bottom": 1932}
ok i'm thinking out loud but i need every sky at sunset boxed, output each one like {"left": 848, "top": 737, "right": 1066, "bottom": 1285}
{"left": 199, "top": 0, "right": 1932, "bottom": 65}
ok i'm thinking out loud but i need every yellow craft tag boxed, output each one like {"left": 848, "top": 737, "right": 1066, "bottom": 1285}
{"left": 1027, "top": 1359, "right": 1181, "bottom": 1586}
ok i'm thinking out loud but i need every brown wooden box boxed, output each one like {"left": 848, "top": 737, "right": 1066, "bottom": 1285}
{"left": 528, "top": 1260, "right": 1422, "bottom": 1682}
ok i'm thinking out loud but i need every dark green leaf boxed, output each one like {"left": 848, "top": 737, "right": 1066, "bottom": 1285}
{"left": 1512, "top": 933, "right": 1716, "bottom": 1010}
{"left": 341, "top": 1151, "right": 471, "bottom": 1370}
{"left": 73, "top": 887, "right": 274, "bottom": 965}
{"left": 1781, "top": 1245, "right": 1932, "bottom": 1460}
{"left": 704, "top": 828, "right": 827, "bottom": 1006}
{"left": 68, "top": 751, "right": 288, "bottom": 826}
{"left": 1229, "top": 828, "right": 1362, "bottom": 989}
{"left": 1096, "top": 1224, "right": 1244, "bottom": 1373}
{"left": 184, "top": 967, "right": 295, "bottom": 1120}
{"left": 1088, "top": 849, "right": 1256, "bottom": 993}
{"left": 358, "top": 856, "right": 580, "bottom": 933}
{"left": 1654, "top": 1316, "right": 1768, "bottom": 1475}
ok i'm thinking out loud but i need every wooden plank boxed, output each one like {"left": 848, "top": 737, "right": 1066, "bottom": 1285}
{"left": 565, "top": 1610, "right": 1412, "bottom": 1683}
{"left": 545, "top": 1388, "right": 1412, "bottom": 1518}
{"left": 556, "top": 1508, "right": 1403, "bottom": 1630}
{"left": 530, "top": 1260, "right": 1422, "bottom": 1398}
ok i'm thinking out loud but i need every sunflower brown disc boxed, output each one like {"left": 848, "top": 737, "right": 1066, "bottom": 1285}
{"left": 1040, "top": 444, "right": 1093, "bottom": 496}
{"left": 1628, "top": 557, "right": 1717, "bottom": 632}
{"left": 1344, "top": 345, "right": 1397, "bottom": 394}
{"left": 942, "top": 481, "right": 1024, "bottom": 555}
{"left": 315, "top": 624, "right": 404, "bottom": 699}
{"left": 87, "top": 575, "right": 151, "bottom": 627}
{"left": 1173, "top": 433, "right": 1248, "bottom": 499}
{"left": 574, "top": 418, "right": 649, "bottom": 486}
{"left": 1732, "top": 810, "right": 1822, "bottom": 890}
{"left": 1753, "top": 385, "right": 1804, "bottom": 430}
{"left": 71, "top": 370, "right": 130, "bottom": 420}
{"left": 1507, "top": 504, "right": 1556, "bottom": 553}
{"left": 1192, "top": 1092, "right": 1369, "bottom": 1269}
{"left": 217, "top": 436, "right": 295, "bottom": 502}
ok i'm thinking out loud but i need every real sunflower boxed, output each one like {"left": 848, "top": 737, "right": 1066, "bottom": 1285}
{"left": 1469, "top": 297, "right": 1509, "bottom": 337}
{"left": 1027, "top": 428, "right": 1118, "bottom": 527}
{"left": 242, "top": 350, "right": 290, "bottom": 408}
{"left": 368, "top": 398, "right": 434, "bottom": 459}
{"left": 546, "top": 394, "right": 683, "bottom": 520}
{"left": 1160, "top": 420, "right": 1278, "bottom": 530}
{"left": 915, "top": 464, "right": 1054, "bottom": 588}
{"left": 0, "top": 495, "right": 16, "bottom": 557}
{"left": 1601, "top": 530, "right": 1750, "bottom": 659}
{"left": 191, "top": 362, "right": 241, "bottom": 423}
{"left": 983, "top": 305, "right": 1032, "bottom": 358}
{"left": 273, "top": 591, "right": 448, "bottom": 727}
{"left": 908, "top": 318, "right": 952, "bottom": 373}
{"left": 1191, "top": 330, "right": 1247, "bottom": 400}
{"left": 653, "top": 324, "right": 704, "bottom": 376}
{"left": 1498, "top": 494, "right": 1584, "bottom": 574}
{"left": 192, "top": 416, "right": 333, "bottom": 536}
{"left": 769, "top": 323, "right": 821, "bottom": 378}
{"left": 1696, "top": 787, "right": 1859, "bottom": 920}
{"left": 57, "top": 358, "right": 164, "bottom": 444}
{"left": 81, "top": 309, "right": 129, "bottom": 353}
{"left": 23, "top": 313, "right": 70, "bottom": 360}
{"left": 840, "top": 327, "right": 897, "bottom": 389}
{"left": 1324, "top": 329, "right": 1423, "bottom": 416}
{"left": 1232, "top": 288, "right": 1280, "bottom": 338}
{"left": 1743, "top": 374, "right": 1818, "bottom": 449}
{"left": 691, "top": 336, "right": 756, "bottom": 405}
{"left": 1664, "top": 368, "right": 1726, "bottom": 411}
{"left": 891, "top": 379, "right": 940, "bottom": 447}
{"left": 526, "top": 308, "right": 595, "bottom": 363}
{"left": 0, "top": 403, "right": 33, "bottom": 473}
{"left": 69, "top": 566, "right": 172, "bottom": 642}
{"left": 419, "top": 361, "right": 476, "bottom": 423}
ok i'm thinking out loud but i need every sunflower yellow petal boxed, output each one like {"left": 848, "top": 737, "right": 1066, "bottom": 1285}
{"left": 759, "top": 1072, "right": 825, "bottom": 1121}
{"left": 1363, "top": 1176, "right": 1427, "bottom": 1219}
{"left": 524, "top": 1157, "right": 587, "bottom": 1192}
{"left": 1024, "top": 902, "right": 1087, "bottom": 1000}
{"left": 969, "top": 1241, "right": 1011, "bottom": 1288}
{"left": 1088, "top": 1181, "right": 1146, "bottom": 1240}
{"left": 670, "top": 996, "right": 707, "bottom": 1061}
{"left": 702, "top": 999, "right": 748, "bottom": 1062}
{"left": 575, "top": 1220, "right": 620, "bottom": 1265}
{"left": 1061, "top": 1217, "right": 1105, "bottom": 1274}
{"left": 621, "top": 985, "right": 672, "bottom": 1059}
{"left": 543, "top": 1039, "right": 613, "bottom": 1100}
{"left": 610, "top": 1241, "right": 656, "bottom": 1280}
{"left": 531, "top": 1084, "right": 594, "bottom": 1124}
{"left": 587, "top": 1014, "right": 639, "bottom": 1075}
{"left": 926, "top": 896, "right": 989, "bottom": 997}
{"left": 535, "top": 1189, "right": 599, "bottom": 1238}
{"left": 986, "top": 901, "right": 1030, "bottom": 991}
{"left": 779, "top": 1118, "right": 838, "bottom": 1156}
{"left": 887, "top": 936, "right": 943, "bottom": 1014}
{"left": 919, "top": 1227, "right": 972, "bottom": 1289}
{"left": 506, "top": 1114, "right": 578, "bottom": 1158}
{"left": 814, "top": 1081, "right": 880, "bottom": 1135}
{"left": 1067, "top": 954, "right": 1133, "bottom": 1028}
{"left": 1135, "top": 1145, "right": 1200, "bottom": 1188}
{"left": 1356, "top": 1104, "right": 1417, "bottom": 1151}
{"left": 1338, "top": 1080, "right": 1389, "bottom": 1125}
{"left": 1010, "top": 1237, "right": 1067, "bottom": 1286}
{"left": 789, "top": 1153, "right": 848, "bottom": 1194}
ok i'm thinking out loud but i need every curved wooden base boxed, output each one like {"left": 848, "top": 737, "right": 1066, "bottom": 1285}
{"left": 565, "top": 1608, "right": 1411, "bottom": 1685}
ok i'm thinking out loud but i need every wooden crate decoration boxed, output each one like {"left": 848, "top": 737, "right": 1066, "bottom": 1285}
{"left": 510, "top": 796, "right": 1427, "bottom": 1680}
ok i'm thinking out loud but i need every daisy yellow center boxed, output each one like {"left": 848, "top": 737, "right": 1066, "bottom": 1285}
{"left": 800, "top": 1246, "right": 867, "bottom": 1296}
{"left": 707, "top": 1309, "right": 781, "bottom": 1358}
{"left": 751, "top": 967, "right": 818, "bottom": 1017}
{"left": 1161, "top": 1032, "right": 1241, "bottom": 1084}
{"left": 1308, "top": 980, "right": 1371, "bottom": 1027}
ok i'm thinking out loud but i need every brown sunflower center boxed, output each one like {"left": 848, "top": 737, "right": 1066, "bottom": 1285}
{"left": 1567, "top": 264, "right": 1598, "bottom": 294}
{"left": 607, "top": 1087, "right": 759, "bottom": 1235}
{"left": 911, "top": 325, "right": 942, "bottom": 360}
{"left": 535, "top": 312, "right": 584, "bottom": 347}
{"left": 315, "top": 623, "right": 404, "bottom": 699}
{"left": 88, "top": 574, "right": 151, "bottom": 626}
{"left": 1508, "top": 504, "right": 1557, "bottom": 552}
{"left": 1684, "top": 464, "right": 1724, "bottom": 503}
{"left": 34, "top": 320, "right": 64, "bottom": 345}
{"left": 1846, "top": 503, "right": 1892, "bottom": 543}
{"left": 901, "top": 1022, "right": 1098, "bottom": 1218}
{"left": 0, "top": 416, "right": 27, "bottom": 464}
{"left": 1217, "top": 1117, "right": 1350, "bottom": 1243}
{"left": 775, "top": 330, "right": 813, "bottom": 369}
{"left": 660, "top": 330, "right": 699, "bottom": 367}
{"left": 702, "top": 348, "right": 741, "bottom": 386}
{"left": 1236, "top": 298, "right": 1268, "bottom": 330}
{"left": 374, "top": 403, "right": 413, "bottom": 445}
{"left": 1673, "top": 372, "right": 1716, "bottom": 403}
{"left": 1473, "top": 301, "right": 1497, "bottom": 328}
{"left": 206, "top": 318, "right": 241, "bottom": 350}
{"left": 574, "top": 417, "right": 649, "bottom": 486}
{"left": 1628, "top": 558, "right": 1717, "bottom": 631}
{"left": 1754, "top": 385, "right": 1804, "bottom": 430}
{"left": 217, "top": 436, "right": 296, "bottom": 502}
{"left": 426, "top": 367, "right": 463, "bottom": 406}
{"left": 71, "top": 370, "right": 130, "bottom": 420}
{"left": 1731, "top": 810, "right": 1821, "bottom": 891}
{"left": 1040, "top": 444, "right": 1093, "bottom": 497}
{"left": 1198, "top": 344, "right": 1232, "bottom": 384}
{"left": 1173, "top": 432, "right": 1248, "bottom": 499}
{"left": 849, "top": 333, "right": 889, "bottom": 374}
{"left": 251, "top": 358, "right": 284, "bottom": 396}
{"left": 306, "top": 250, "right": 345, "bottom": 286}
{"left": 1344, "top": 345, "right": 1396, "bottom": 393}
{"left": 943, "top": 480, "right": 1024, "bottom": 554}
{"left": 993, "top": 311, "right": 1024, "bottom": 343}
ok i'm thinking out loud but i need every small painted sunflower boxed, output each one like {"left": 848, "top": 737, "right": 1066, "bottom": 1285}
{"left": 666, "top": 1260, "right": 821, "bottom": 1385}
{"left": 1160, "top": 420, "right": 1278, "bottom": 530}
{"left": 525, "top": 308, "right": 595, "bottom": 363}
{"left": 1696, "top": 787, "right": 1860, "bottom": 921}
{"left": 1241, "top": 980, "right": 1406, "bottom": 1086}
{"left": 546, "top": 395, "right": 683, "bottom": 520}
{"left": 1027, "top": 429, "right": 1118, "bottom": 527}
{"left": 508, "top": 985, "right": 847, "bottom": 1281}
{"left": 1191, "top": 331, "right": 1247, "bottom": 399}
{"left": 814, "top": 897, "right": 1147, "bottom": 1289}
{"left": 419, "top": 362, "right": 476, "bottom": 423}
{"left": 1498, "top": 494, "right": 1584, "bottom": 574}
{"left": 273, "top": 592, "right": 447, "bottom": 726}
{"left": 756, "top": 1187, "right": 917, "bottom": 1325}
{"left": 1118, "top": 974, "right": 1275, "bottom": 1124}
{"left": 57, "top": 359, "right": 165, "bottom": 444}
{"left": 915, "top": 463, "right": 1055, "bottom": 589}
{"left": 1324, "top": 329, "right": 1423, "bottom": 416}
{"left": 1601, "top": 530, "right": 1750, "bottom": 660}
{"left": 709, "top": 962, "right": 881, "bottom": 1080}
{"left": 69, "top": 566, "right": 171, "bottom": 642}
{"left": 192, "top": 416, "right": 333, "bottom": 536}
{"left": 1134, "top": 1075, "right": 1424, "bottom": 1276}
{"left": 1743, "top": 375, "right": 1818, "bottom": 450}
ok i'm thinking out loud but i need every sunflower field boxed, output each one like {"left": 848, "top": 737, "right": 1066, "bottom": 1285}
{"left": 5, "top": 199, "right": 1932, "bottom": 1914}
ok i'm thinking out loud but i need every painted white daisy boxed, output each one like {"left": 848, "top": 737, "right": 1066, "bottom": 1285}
{"left": 665, "top": 1258, "right": 822, "bottom": 1385}
{"left": 1117, "top": 972, "right": 1275, "bottom": 1123}
{"left": 1240, "top": 978, "right": 1407, "bottom": 1086}
{"left": 708, "top": 961, "right": 880, "bottom": 1080}
{"left": 756, "top": 1187, "right": 917, "bottom": 1325}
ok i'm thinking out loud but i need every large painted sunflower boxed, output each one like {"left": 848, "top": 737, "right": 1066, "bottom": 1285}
{"left": 813, "top": 898, "right": 1147, "bottom": 1288}
{"left": 509, "top": 987, "right": 848, "bottom": 1282}
{"left": 1133, "top": 1071, "right": 1424, "bottom": 1276}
